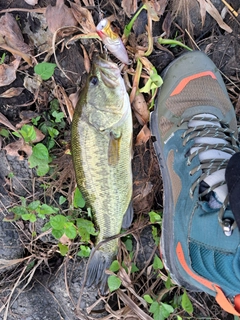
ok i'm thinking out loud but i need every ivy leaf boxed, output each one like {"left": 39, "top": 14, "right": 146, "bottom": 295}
{"left": 77, "top": 245, "right": 91, "bottom": 258}
{"left": 76, "top": 218, "right": 97, "bottom": 242}
{"left": 36, "top": 204, "right": 58, "bottom": 216}
{"left": 109, "top": 260, "right": 120, "bottom": 272}
{"left": 22, "top": 213, "right": 36, "bottom": 223}
{"left": 64, "top": 222, "right": 77, "bottom": 239}
{"left": 181, "top": 290, "right": 193, "bottom": 315}
{"left": 153, "top": 255, "right": 163, "bottom": 270}
{"left": 27, "top": 200, "right": 40, "bottom": 211}
{"left": 58, "top": 243, "right": 68, "bottom": 256}
{"left": 73, "top": 187, "right": 85, "bottom": 208}
{"left": 160, "top": 302, "right": 174, "bottom": 319}
{"left": 143, "top": 294, "right": 153, "bottom": 304}
{"left": 50, "top": 215, "right": 66, "bottom": 230}
{"left": 52, "top": 228, "right": 64, "bottom": 239}
{"left": 59, "top": 196, "right": 66, "bottom": 205}
{"left": 108, "top": 275, "right": 121, "bottom": 292}
{"left": 149, "top": 211, "right": 162, "bottom": 223}
{"left": 34, "top": 62, "right": 57, "bottom": 80}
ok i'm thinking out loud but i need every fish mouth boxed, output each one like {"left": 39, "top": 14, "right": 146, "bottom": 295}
{"left": 94, "top": 55, "right": 121, "bottom": 88}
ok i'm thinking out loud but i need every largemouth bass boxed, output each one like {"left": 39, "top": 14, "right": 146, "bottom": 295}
{"left": 71, "top": 55, "right": 133, "bottom": 293}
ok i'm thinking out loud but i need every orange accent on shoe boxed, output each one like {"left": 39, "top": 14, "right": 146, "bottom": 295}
{"left": 170, "top": 71, "right": 217, "bottom": 96}
{"left": 176, "top": 242, "right": 240, "bottom": 316}
{"left": 234, "top": 294, "right": 240, "bottom": 313}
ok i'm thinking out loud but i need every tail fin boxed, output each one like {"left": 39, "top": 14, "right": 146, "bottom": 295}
{"left": 85, "top": 249, "right": 114, "bottom": 294}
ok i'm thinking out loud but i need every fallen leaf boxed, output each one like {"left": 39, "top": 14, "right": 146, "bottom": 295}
{"left": 69, "top": 89, "right": 80, "bottom": 110}
{"left": 24, "top": 0, "right": 38, "bottom": 4}
{"left": 0, "top": 13, "right": 31, "bottom": 54}
{"left": 70, "top": 2, "right": 96, "bottom": 34}
{"left": 135, "top": 125, "right": 151, "bottom": 145}
{"left": 121, "top": 0, "right": 138, "bottom": 18}
{"left": 143, "top": 0, "right": 160, "bottom": 21}
{"left": 162, "top": 11, "right": 172, "bottom": 38}
{"left": 0, "top": 112, "right": 16, "bottom": 131}
{"left": 4, "top": 139, "right": 32, "bottom": 158}
{"left": 59, "top": 234, "right": 71, "bottom": 245}
{"left": 132, "top": 93, "right": 150, "bottom": 125}
{"left": 0, "top": 87, "right": 24, "bottom": 98}
{"left": 80, "top": 44, "right": 90, "bottom": 73}
{"left": 197, "top": 0, "right": 207, "bottom": 26}
{"left": 70, "top": 2, "right": 96, "bottom": 33}
{"left": 156, "top": 0, "right": 168, "bottom": 16}
{"left": 0, "top": 58, "right": 20, "bottom": 87}
{"left": 197, "top": 0, "right": 232, "bottom": 33}
{"left": 45, "top": 0, "right": 78, "bottom": 34}
{"left": 23, "top": 74, "right": 41, "bottom": 94}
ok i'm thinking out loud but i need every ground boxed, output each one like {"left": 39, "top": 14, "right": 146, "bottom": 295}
{"left": 0, "top": 0, "right": 239, "bottom": 319}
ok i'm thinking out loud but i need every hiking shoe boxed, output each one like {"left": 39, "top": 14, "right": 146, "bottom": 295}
{"left": 150, "top": 51, "right": 240, "bottom": 316}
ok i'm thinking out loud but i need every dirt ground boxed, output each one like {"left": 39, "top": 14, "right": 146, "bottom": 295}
{"left": 0, "top": 0, "right": 239, "bottom": 319}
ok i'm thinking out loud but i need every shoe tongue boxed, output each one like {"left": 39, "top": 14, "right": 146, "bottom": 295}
{"left": 188, "top": 113, "right": 230, "bottom": 205}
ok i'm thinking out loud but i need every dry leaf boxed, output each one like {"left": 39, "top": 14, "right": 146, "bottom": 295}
{"left": 0, "top": 87, "right": 24, "bottom": 98}
{"left": 121, "top": 0, "right": 138, "bottom": 18}
{"left": 143, "top": 0, "right": 160, "bottom": 21}
{"left": 0, "top": 58, "right": 20, "bottom": 87}
{"left": 156, "top": 0, "right": 168, "bottom": 16}
{"left": 135, "top": 125, "right": 151, "bottom": 145}
{"left": 80, "top": 44, "right": 90, "bottom": 73}
{"left": 23, "top": 75, "right": 41, "bottom": 94}
{"left": 70, "top": 2, "right": 96, "bottom": 33}
{"left": 197, "top": 0, "right": 207, "bottom": 26}
{"left": 69, "top": 89, "right": 80, "bottom": 110}
{"left": 24, "top": 0, "right": 38, "bottom": 4}
{"left": 132, "top": 93, "right": 150, "bottom": 125}
{"left": 0, "top": 13, "right": 31, "bottom": 54}
{"left": 59, "top": 234, "right": 71, "bottom": 245}
{"left": 197, "top": 0, "right": 232, "bottom": 33}
{"left": 162, "top": 11, "right": 172, "bottom": 38}
{"left": 4, "top": 139, "right": 32, "bottom": 158}
{"left": 45, "top": 0, "right": 78, "bottom": 34}
{"left": 0, "top": 112, "right": 16, "bottom": 131}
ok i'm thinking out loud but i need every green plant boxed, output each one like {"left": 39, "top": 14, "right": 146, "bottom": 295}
{"left": 13, "top": 124, "right": 36, "bottom": 143}
{"left": 34, "top": 62, "right": 57, "bottom": 80}
{"left": 149, "top": 211, "right": 162, "bottom": 245}
{"left": 29, "top": 143, "right": 52, "bottom": 176}
{"left": 0, "top": 52, "right": 6, "bottom": 64}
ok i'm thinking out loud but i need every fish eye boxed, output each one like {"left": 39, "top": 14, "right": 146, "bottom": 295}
{"left": 89, "top": 76, "right": 98, "bottom": 86}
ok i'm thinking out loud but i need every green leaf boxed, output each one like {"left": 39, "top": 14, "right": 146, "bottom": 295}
{"left": 58, "top": 243, "right": 68, "bottom": 256}
{"left": 153, "top": 255, "right": 163, "bottom": 270}
{"left": 59, "top": 196, "right": 66, "bottom": 205}
{"left": 50, "top": 215, "right": 66, "bottom": 230}
{"left": 22, "top": 213, "right": 36, "bottom": 222}
{"left": 152, "top": 226, "right": 160, "bottom": 246}
{"left": 76, "top": 218, "right": 98, "bottom": 242}
{"left": 52, "top": 228, "right": 64, "bottom": 239}
{"left": 160, "top": 302, "right": 174, "bottom": 318}
{"left": 36, "top": 163, "right": 50, "bottom": 176}
{"left": 52, "top": 111, "right": 64, "bottom": 123}
{"left": 164, "top": 274, "right": 173, "bottom": 289}
{"left": 64, "top": 222, "right": 77, "bottom": 239}
{"left": 77, "top": 245, "right": 91, "bottom": 257}
{"left": 30, "top": 143, "right": 50, "bottom": 163}
{"left": 149, "top": 301, "right": 159, "bottom": 314}
{"left": 143, "top": 294, "right": 153, "bottom": 304}
{"left": 181, "top": 290, "right": 193, "bottom": 315}
{"left": 124, "top": 237, "right": 133, "bottom": 252}
{"left": 0, "top": 128, "right": 9, "bottom": 137}
{"left": 34, "top": 62, "right": 57, "bottom": 80}
{"left": 47, "top": 127, "right": 59, "bottom": 138}
{"left": 73, "top": 188, "right": 85, "bottom": 208}
{"left": 149, "top": 211, "right": 162, "bottom": 224}
{"left": 42, "top": 221, "right": 51, "bottom": 232}
{"left": 36, "top": 204, "right": 58, "bottom": 216}
{"left": 11, "top": 206, "right": 28, "bottom": 216}
{"left": 131, "top": 263, "right": 139, "bottom": 273}
{"left": 19, "top": 124, "right": 36, "bottom": 143}
{"left": 108, "top": 275, "right": 121, "bottom": 292}
{"left": 109, "top": 260, "right": 120, "bottom": 272}
{"left": 27, "top": 200, "right": 41, "bottom": 211}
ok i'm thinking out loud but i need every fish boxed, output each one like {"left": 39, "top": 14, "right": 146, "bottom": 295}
{"left": 71, "top": 55, "right": 133, "bottom": 293}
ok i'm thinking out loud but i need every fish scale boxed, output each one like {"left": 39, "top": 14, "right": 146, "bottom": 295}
{"left": 71, "top": 56, "right": 133, "bottom": 292}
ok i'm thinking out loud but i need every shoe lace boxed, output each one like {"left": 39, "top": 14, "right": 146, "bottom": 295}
{"left": 181, "top": 114, "right": 239, "bottom": 235}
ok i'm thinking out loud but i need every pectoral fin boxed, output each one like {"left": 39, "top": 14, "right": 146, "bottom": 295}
{"left": 108, "top": 131, "right": 121, "bottom": 166}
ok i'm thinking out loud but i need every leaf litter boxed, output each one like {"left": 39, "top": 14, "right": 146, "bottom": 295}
{"left": 0, "top": 0, "right": 239, "bottom": 319}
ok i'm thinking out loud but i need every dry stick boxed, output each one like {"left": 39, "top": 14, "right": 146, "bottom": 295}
{"left": 0, "top": 7, "right": 46, "bottom": 14}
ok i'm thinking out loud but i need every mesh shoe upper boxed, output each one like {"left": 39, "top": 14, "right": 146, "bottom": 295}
{"left": 150, "top": 51, "right": 240, "bottom": 316}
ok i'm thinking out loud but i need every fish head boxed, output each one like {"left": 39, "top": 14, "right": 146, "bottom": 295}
{"left": 84, "top": 55, "right": 129, "bottom": 119}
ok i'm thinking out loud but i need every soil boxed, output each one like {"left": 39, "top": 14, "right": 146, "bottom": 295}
{"left": 0, "top": 0, "right": 239, "bottom": 319}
